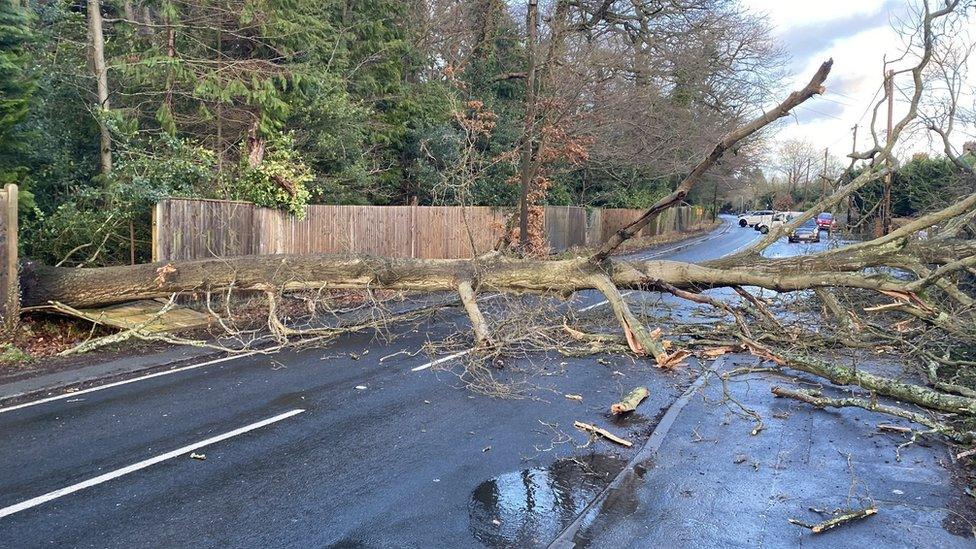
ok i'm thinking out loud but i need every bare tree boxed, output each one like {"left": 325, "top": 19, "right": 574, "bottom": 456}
{"left": 775, "top": 138, "right": 821, "bottom": 197}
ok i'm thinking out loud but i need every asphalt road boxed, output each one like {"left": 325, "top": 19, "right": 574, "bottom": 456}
{"left": 0, "top": 217, "right": 762, "bottom": 548}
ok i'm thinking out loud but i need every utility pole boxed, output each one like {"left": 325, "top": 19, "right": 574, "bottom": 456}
{"left": 517, "top": 0, "right": 538, "bottom": 249}
{"left": 882, "top": 69, "right": 894, "bottom": 235}
{"left": 802, "top": 159, "right": 811, "bottom": 204}
{"left": 848, "top": 124, "right": 858, "bottom": 224}
{"left": 821, "top": 147, "right": 829, "bottom": 199}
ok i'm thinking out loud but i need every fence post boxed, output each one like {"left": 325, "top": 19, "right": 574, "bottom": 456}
{"left": 151, "top": 201, "right": 161, "bottom": 262}
{"left": 410, "top": 197, "right": 418, "bottom": 259}
{"left": 1, "top": 184, "right": 18, "bottom": 330}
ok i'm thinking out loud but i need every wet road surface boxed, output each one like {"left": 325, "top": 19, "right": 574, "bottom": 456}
{"left": 4, "top": 219, "right": 967, "bottom": 547}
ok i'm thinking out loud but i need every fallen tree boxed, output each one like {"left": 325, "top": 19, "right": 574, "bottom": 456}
{"left": 17, "top": 1, "right": 976, "bottom": 444}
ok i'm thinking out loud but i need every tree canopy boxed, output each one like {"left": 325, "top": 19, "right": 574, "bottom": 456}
{"left": 3, "top": 0, "right": 968, "bottom": 266}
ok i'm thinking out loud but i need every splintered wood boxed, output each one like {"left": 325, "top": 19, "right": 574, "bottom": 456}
{"left": 48, "top": 299, "right": 209, "bottom": 333}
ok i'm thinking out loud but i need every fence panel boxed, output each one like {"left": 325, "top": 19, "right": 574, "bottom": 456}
{"left": 543, "top": 206, "right": 587, "bottom": 251}
{"left": 153, "top": 198, "right": 705, "bottom": 261}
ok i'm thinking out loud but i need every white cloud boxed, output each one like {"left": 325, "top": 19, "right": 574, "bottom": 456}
{"left": 743, "top": 1, "right": 976, "bottom": 160}
{"left": 746, "top": 0, "right": 889, "bottom": 30}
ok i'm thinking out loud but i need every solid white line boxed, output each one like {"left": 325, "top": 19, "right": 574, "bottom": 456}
{"left": 0, "top": 351, "right": 260, "bottom": 415}
{"left": 1, "top": 295, "right": 501, "bottom": 413}
{"left": 411, "top": 349, "right": 473, "bottom": 372}
{"left": 578, "top": 291, "right": 634, "bottom": 313}
{"left": 0, "top": 408, "right": 305, "bottom": 519}
{"left": 725, "top": 233, "right": 762, "bottom": 257}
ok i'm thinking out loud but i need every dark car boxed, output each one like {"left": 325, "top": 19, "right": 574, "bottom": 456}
{"left": 788, "top": 219, "right": 821, "bottom": 243}
{"left": 816, "top": 212, "right": 836, "bottom": 231}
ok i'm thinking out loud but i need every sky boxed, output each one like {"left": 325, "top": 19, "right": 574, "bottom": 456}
{"left": 743, "top": 0, "right": 976, "bottom": 161}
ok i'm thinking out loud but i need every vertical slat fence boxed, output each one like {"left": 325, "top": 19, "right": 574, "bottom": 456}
{"left": 153, "top": 198, "right": 706, "bottom": 261}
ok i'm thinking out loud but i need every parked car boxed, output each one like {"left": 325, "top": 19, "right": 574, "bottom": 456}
{"left": 788, "top": 219, "right": 821, "bottom": 243}
{"left": 816, "top": 212, "right": 836, "bottom": 231}
{"left": 754, "top": 211, "right": 793, "bottom": 234}
{"left": 738, "top": 210, "right": 775, "bottom": 227}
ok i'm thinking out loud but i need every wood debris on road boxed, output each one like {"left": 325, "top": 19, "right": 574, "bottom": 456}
{"left": 574, "top": 421, "right": 632, "bottom": 447}
{"left": 611, "top": 387, "right": 649, "bottom": 414}
{"left": 789, "top": 507, "right": 877, "bottom": 534}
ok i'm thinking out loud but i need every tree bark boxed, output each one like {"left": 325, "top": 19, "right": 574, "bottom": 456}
{"left": 21, "top": 252, "right": 917, "bottom": 310}
{"left": 517, "top": 0, "right": 538, "bottom": 248}
{"left": 87, "top": 0, "right": 112, "bottom": 176}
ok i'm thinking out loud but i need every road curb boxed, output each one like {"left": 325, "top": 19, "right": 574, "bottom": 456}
{"left": 547, "top": 356, "right": 729, "bottom": 548}
{"left": 0, "top": 346, "right": 227, "bottom": 407}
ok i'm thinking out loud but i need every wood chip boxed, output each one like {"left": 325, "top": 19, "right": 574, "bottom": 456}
{"left": 701, "top": 345, "right": 737, "bottom": 358}
{"left": 657, "top": 349, "right": 693, "bottom": 369}
{"left": 864, "top": 302, "right": 902, "bottom": 313}
{"left": 877, "top": 423, "right": 912, "bottom": 434}
{"left": 574, "top": 421, "right": 633, "bottom": 447}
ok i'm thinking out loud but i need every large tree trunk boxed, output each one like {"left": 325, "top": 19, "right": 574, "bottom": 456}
{"left": 21, "top": 250, "right": 922, "bottom": 310}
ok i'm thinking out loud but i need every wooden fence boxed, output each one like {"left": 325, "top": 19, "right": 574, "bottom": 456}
{"left": 153, "top": 198, "right": 705, "bottom": 261}
{"left": 0, "top": 184, "right": 18, "bottom": 327}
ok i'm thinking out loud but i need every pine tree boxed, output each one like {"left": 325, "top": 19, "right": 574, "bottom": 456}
{"left": 0, "top": 0, "right": 33, "bottom": 182}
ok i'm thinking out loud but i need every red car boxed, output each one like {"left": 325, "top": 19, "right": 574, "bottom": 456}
{"left": 816, "top": 212, "right": 836, "bottom": 231}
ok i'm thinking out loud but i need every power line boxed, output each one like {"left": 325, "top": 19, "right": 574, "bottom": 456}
{"left": 855, "top": 82, "right": 885, "bottom": 125}
{"left": 794, "top": 104, "right": 848, "bottom": 122}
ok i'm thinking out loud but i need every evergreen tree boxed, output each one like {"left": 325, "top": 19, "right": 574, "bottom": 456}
{"left": 0, "top": 0, "right": 33, "bottom": 183}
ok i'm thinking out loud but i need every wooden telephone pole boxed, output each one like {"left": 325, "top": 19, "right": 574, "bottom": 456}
{"left": 821, "top": 147, "right": 829, "bottom": 199}
{"left": 848, "top": 124, "right": 858, "bottom": 223}
{"left": 882, "top": 70, "right": 894, "bottom": 235}
{"left": 518, "top": 0, "right": 539, "bottom": 248}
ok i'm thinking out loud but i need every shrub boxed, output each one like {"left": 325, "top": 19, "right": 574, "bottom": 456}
{"left": 234, "top": 132, "right": 312, "bottom": 218}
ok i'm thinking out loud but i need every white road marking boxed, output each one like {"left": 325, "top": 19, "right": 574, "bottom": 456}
{"left": 411, "top": 350, "right": 473, "bottom": 372}
{"left": 578, "top": 291, "right": 634, "bottom": 313}
{"left": 0, "top": 351, "right": 260, "bottom": 415}
{"left": 0, "top": 408, "right": 305, "bottom": 519}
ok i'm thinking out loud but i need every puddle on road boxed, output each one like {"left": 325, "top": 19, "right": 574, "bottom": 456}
{"left": 469, "top": 454, "right": 626, "bottom": 548}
